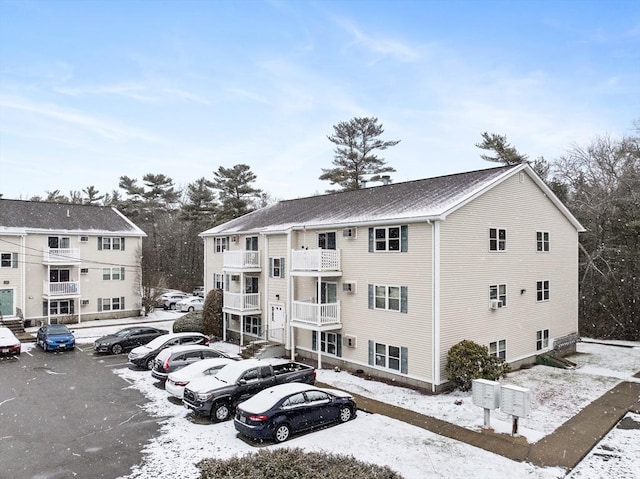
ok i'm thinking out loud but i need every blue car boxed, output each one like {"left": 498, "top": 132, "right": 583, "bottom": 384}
{"left": 234, "top": 383, "right": 356, "bottom": 443}
{"left": 36, "top": 324, "right": 75, "bottom": 351}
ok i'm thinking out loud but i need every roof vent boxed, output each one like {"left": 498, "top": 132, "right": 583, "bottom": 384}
{"left": 380, "top": 175, "right": 391, "bottom": 185}
{"left": 66, "top": 209, "right": 70, "bottom": 217}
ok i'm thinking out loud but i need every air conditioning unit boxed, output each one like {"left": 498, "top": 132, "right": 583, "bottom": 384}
{"left": 342, "top": 227, "right": 356, "bottom": 239}
{"left": 342, "top": 282, "right": 355, "bottom": 293}
{"left": 344, "top": 335, "right": 357, "bottom": 348}
{"left": 231, "top": 235, "right": 239, "bottom": 243}
{"left": 79, "top": 236, "right": 89, "bottom": 243}
{"left": 80, "top": 268, "right": 89, "bottom": 274}
{"left": 81, "top": 299, "right": 90, "bottom": 306}
{"left": 231, "top": 274, "right": 240, "bottom": 282}
{"left": 489, "top": 299, "right": 503, "bottom": 310}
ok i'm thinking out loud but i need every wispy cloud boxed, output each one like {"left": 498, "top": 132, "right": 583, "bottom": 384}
{"left": 227, "top": 87, "right": 270, "bottom": 105}
{"left": 54, "top": 82, "right": 210, "bottom": 105}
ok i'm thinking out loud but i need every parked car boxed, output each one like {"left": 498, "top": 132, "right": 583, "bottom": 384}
{"left": 192, "top": 286, "right": 205, "bottom": 297}
{"left": 0, "top": 326, "right": 21, "bottom": 357}
{"left": 128, "top": 332, "right": 209, "bottom": 370}
{"left": 93, "top": 326, "right": 169, "bottom": 355}
{"left": 165, "top": 357, "right": 236, "bottom": 399}
{"left": 234, "top": 383, "right": 356, "bottom": 443}
{"left": 151, "top": 344, "right": 233, "bottom": 381}
{"left": 183, "top": 358, "right": 316, "bottom": 421}
{"left": 177, "top": 296, "right": 204, "bottom": 313}
{"left": 162, "top": 292, "right": 190, "bottom": 310}
{"left": 36, "top": 324, "right": 75, "bottom": 351}
{"left": 154, "top": 291, "right": 188, "bottom": 308}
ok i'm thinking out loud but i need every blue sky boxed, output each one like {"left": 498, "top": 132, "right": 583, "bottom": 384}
{"left": 1, "top": 0, "right": 638, "bottom": 201}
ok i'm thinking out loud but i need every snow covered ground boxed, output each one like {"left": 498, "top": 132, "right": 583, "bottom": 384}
{"left": 62, "top": 311, "right": 639, "bottom": 479}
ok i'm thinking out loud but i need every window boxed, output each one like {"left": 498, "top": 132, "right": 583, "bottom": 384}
{"left": 536, "top": 329, "right": 549, "bottom": 350}
{"left": 536, "top": 231, "right": 550, "bottom": 252}
{"left": 98, "top": 297, "right": 125, "bottom": 311}
{"left": 489, "top": 228, "right": 507, "bottom": 251}
{"left": 312, "top": 331, "right": 342, "bottom": 357}
{"left": 43, "top": 300, "right": 74, "bottom": 315}
{"left": 102, "top": 267, "right": 125, "bottom": 281}
{"left": 270, "top": 257, "right": 285, "bottom": 278}
{"left": 369, "top": 341, "right": 408, "bottom": 373}
{"left": 368, "top": 284, "right": 408, "bottom": 313}
{"left": 99, "top": 237, "right": 125, "bottom": 251}
{"left": 305, "top": 390, "right": 330, "bottom": 403}
{"left": 48, "top": 236, "right": 70, "bottom": 249}
{"left": 245, "top": 236, "right": 258, "bottom": 251}
{"left": 1, "top": 252, "right": 18, "bottom": 268}
{"left": 537, "top": 280, "right": 550, "bottom": 301}
{"left": 80, "top": 268, "right": 89, "bottom": 274}
{"left": 283, "top": 393, "right": 306, "bottom": 407}
{"left": 245, "top": 276, "right": 259, "bottom": 294}
{"left": 318, "top": 232, "right": 336, "bottom": 250}
{"left": 243, "top": 316, "right": 262, "bottom": 335}
{"left": 214, "top": 273, "right": 224, "bottom": 290}
{"left": 375, "top": 226, "right": 400, "bottom": 251}
{"left": 214, "top": 237, "right": 228, "bottom": 253}
{"left": 80, "top": 236, "right": 89, "bottom": 243}
{"left": 489, "top": 340, "right": 506, "bottom": 359}
{"left": 489, "top": 284, "right": 507, "bottom": 307}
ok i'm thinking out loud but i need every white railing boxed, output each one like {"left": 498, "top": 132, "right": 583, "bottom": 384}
{"left": 224, "top": 292, "right": 260, "bottom": 311}
{"left": 43, "top": 248, "right": 81, "bottom": 264}
{"left": 291, "top": 249, "right": 341, "bottom": 272}
{"left": 43, "top": 281, "right": 80, "bottom": 296}
{"left": 223, "top": 251, "right": 260, "bottom": 269}
{"left": 291, "top": 300, "right": 341, "bottom": 326}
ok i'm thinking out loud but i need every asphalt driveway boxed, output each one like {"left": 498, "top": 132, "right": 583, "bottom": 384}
{"left": 0, "top": 344, "right": 161, "bottom": 479}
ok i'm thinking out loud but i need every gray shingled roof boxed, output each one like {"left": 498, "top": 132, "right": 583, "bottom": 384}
{"left": 202, "top": 165, "right": 524, "bottom": 235}
{"left": 0, "top": 199, "right": 146, "bottom": 235}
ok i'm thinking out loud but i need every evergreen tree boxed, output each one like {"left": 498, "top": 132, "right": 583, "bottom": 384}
{"left": 207, "top": 164, "right": 263, "bottom": 224}
{"left": 476, "top": 132, "right": 528, "bottom": 165}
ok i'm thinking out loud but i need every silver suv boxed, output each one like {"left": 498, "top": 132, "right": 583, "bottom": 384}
{"left": 151, "top": 344, "right": 232, "bottom": 381}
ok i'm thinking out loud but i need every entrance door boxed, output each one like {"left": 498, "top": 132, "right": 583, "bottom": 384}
{"left": 269, "top": 304, "right": 286, "bottom": 343}
{"left": 0, "top": 289, "right": 14, "bottom": 317}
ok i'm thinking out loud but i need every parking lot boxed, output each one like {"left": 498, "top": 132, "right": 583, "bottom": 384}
{"left": 0, "top": 344, "right": 162, "bottom": 479}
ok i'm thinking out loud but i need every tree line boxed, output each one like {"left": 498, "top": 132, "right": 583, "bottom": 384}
{"left": 4, "top": 117, "right": 638, "bottom": 341}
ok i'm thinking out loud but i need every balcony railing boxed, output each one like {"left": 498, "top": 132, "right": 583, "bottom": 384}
{"left": 223, "top": 292, "right": 260, "bottom": 311}
{"left": 223, "top": 251, "right": 260, "bottom": 269}
{"left": 43, "top": 248, "right": 81, "bottom": 264}
{"left": 291, "top": 249, "right": 340, "bottom": 272}
{"left": 291, "top": 300, "right": 341, "bottom": 326}
{"left": 43, "top": 281, "right": 80, "bottom": 296}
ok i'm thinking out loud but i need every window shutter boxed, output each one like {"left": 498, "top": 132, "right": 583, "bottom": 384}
{"left": 280, "top": 258, "right": 285, "bottom": 278}
{"left": 70, "top": 301, "right": 75, "bottom": 314}
{"left": 400, "top": 347, "right": 408, "bottom": 374}
{"left": 121, "top": 296, "right": 125, "bottom": 309}
{"left": 269, "top": 258, "right": 273, "bottom": 278}
{"left": 368, "top": 340, "right": 374, "bottom": 366}
{"left": 224, "top": 274, "right": 230, "bottom": 291}
{"left": 368, "top": 228, "right": 374, "bottom": 252}
{"left": 121, "top": 237, "right": 125, "bottom": 251}
{"left": 97, "top": 237, "right": 102, "bottom": 250}
{"left": 12, "top": 252, "right": 18, "bottom": 268}
{"left": 121, "top": 267, "right": 125, "bottom": 280}
{"left": 401, "top": 225, "right": 408, "bottom": 252}
{"left": 401, "top": 286, "right": 408, "bottom": 313}
{"left": 312, "top": 331, "right": 317, "bottom": 351}
{"left": 42, "top": 302, "right": 47, "bottom": 316}
{"left": 368, "top": 284, "right": 374, "bottom": 309}
{"left": 336, "top": 333, "right": 342, "bottom": 357}
{"left": 97, "top": 298, "right": 103, "bottom": 312}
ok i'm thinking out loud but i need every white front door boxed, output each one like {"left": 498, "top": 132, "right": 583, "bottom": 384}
{"left": 269, "top": 303, "right": 286, "bottom": 343}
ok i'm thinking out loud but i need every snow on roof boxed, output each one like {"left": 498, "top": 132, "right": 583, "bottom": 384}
{"left": 237, "top": 382, "right": 317, "bottom": 413}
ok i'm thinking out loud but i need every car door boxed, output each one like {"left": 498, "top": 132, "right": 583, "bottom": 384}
{"left": 279, "top": 392, "right": 309, "bottom": 432}
{"left": 135, "top": 328, "right": 160, "bottom": 346}
{"left": 121, "top": 328, "right": 141, "bottom": 349}
{"left": 302, "top": 390, "right": 335, "bottom": 428}
{"left": 236, "top": 368, "right": 263, "bottom": 402}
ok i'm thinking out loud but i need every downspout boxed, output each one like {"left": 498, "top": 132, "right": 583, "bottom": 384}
{"left": 20, "top": 235, "right": 27, "bottom": 323}
{"left": 431, "top": 220, "right": 441, "bottom": 393}
{"left": 317, "top": 275, "right": 322, "bottom": 369}
{"left": 285, "top": 230, "right": 293, "bottom": 360}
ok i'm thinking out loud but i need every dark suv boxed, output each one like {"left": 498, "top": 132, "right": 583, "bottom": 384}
{"left": 127, "top": 332, "right": 209, "bottom": 370}
{"left": 151, "top": 344, "right": 233, "bottom": 381}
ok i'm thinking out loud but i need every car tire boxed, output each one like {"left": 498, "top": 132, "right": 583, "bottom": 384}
{"left": 213, "top": 402, "right": 231, "bottom": 422}
{"left": 41, "top": 341, "right": 47, "bottom": 352}
{"left": 170, "top": 303, "right": 176, "bottom": 310}
{"left": 339, "top": 405, "right": 353, "bottom": 423}
{"left": 146, "top": 358, "right": 155, "bottom": 370}
{"left": 188, "top": 306, "right": 194, "bottom": 312}
{"left": 274, "top": 423, "right": 291, "bottom": 443}
{"left": 111, "top": 344, "right": 123, "bottom": 355}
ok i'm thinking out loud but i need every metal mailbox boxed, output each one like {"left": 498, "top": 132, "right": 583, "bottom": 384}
{"left": 500, "top": 384, "right": 531, "bottom": 417}
{"left": 472, "top": 379, "right": 501, "bottom": 410}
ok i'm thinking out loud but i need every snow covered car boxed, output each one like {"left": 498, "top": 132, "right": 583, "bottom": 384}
{"left": 234, "top": 383, "right": 356, "bottom": 443}
{"left": 36, "top": 324, "right": 75, "bottom": 351}
{"left": 0, "top": 326, "right": 21, "bottom": 357}
{"left": 165, "top": 357, "right": 236, "bottom": 399}
{"left": 151, "top": 344, "right": 232, "bottom": 381}
{"left": 93, "top": 326, "right": 169, "bottom": 354}
{"left": 177, "top": 296, "right": 204, "bottom": 312}
{"left": 127, "top": 332, "right": 209, "bottom": 370}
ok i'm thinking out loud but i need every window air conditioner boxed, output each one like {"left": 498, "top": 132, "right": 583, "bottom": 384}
{"left": 489, "top": 299, "right": 502, "bottom": 310}
{"left": 231, "top": 235, "right": 239, "bottom": 243}
{"left": 81, "top": 299, "right": 90, "bottom": 306}
{"left": 342, "top": 282, "right": 355, "bottom": 293}
{"left": 344, "top": 335, "right": 357, "bottom": 348}
{"left": 342, "top": 227, "right": 356, "bottom": 239}
{"left": 231, "top": 274, "right": 240, "bottom": 281}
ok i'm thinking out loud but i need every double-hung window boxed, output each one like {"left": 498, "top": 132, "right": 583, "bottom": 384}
{"left": 369, "top": 226, "right": 408, "bottom": 252}
{"left": 537, "top": 231, "right": 550, "bottom": 252}
{"left": 489, "top": 284, "right": 507, "bottom": 307}
{"left": 1, "top": 252, "right": 18, "bottom": 268}
{"left": 98, "top": 297, "right": 125, "bottom": 311}
{"left": 270, "top": 258, "right": 285, "bottom": 278}
{"left": 489, "top": 228, "right": 506, "bottom": 251}
{"left": 489, "top": 340, "right": 506, "bottom": 359}
{"left": 243, "top": 316, "right": 262, "bottom": 335}
{"left": 368, "top": 284, "right": 408, "bottom": 313}
{"left": 214, "top": 273, "right": 224, "bottom": 290}
{"left": 98, "top": 237, "right": 125, "bottom": 251}
{"left": 537, "top": 280, "right": 550, "bottom": 301}
{"left": 214, "top": 237, "right": 228, "bottom": 253}
{"left": 102, "top": 267, "right": 125, "bottom": 281}
{"left": 312, "top": 331, "right": 342, "bottom": 357}
{"left": 536, "top": 329, "right": 549, "bottom": 350}
{"left": 368, "top": 340, "right": 408, "bottom": 373}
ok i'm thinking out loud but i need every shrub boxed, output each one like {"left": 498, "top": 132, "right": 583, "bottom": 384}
{"left": 445, "top": 339, "right": 511, "bottom": 391}
{"left": 197, "top": 448, "right": 403, "bottom": 479}
{"left": 202, "top": 289, "right": 223, "bottom": 337}
{"left": 172, "top": 313, "right": 204, "bottom": 334}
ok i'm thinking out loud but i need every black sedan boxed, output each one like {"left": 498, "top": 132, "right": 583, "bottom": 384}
{"left": 93, "top": 326, "right": 169, "bottom": 355}
{"left": 234, "top": 383, "right": 356, "bottom": 443}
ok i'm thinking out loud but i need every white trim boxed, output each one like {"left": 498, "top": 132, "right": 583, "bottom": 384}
{"left": 432, "top": 220, "right": 441, "bottom": 393}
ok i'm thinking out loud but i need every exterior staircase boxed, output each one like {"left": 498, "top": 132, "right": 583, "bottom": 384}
{"left": 240, "top": 339, "right": 286, "bottom": 360}
{"left": 0, "top": 318, "right": 36, "bottom": 342}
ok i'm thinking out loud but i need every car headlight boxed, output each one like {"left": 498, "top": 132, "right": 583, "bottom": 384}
{"left": 46, "top": 339, "right": 55, "bottom": 344}
{"left": 197, "top": 391, "right": 214, "bottom": 401}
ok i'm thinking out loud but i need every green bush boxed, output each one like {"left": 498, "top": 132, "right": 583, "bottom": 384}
{"left": 197, "top": 448, "right": 403, "bottom": 479}
{"left": 202, "top": 289, "right": 223, "bottom": 338}
{"left": 172, "top": 312, "right": 204, "bottom": 334}
{"left": 445, "top": 339, "right": 511, "bottom": 391}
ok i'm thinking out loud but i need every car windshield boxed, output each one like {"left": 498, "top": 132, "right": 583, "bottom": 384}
{"left": 114, "top": 329, "right": 134, "bottom": 337}
{"left": 145, "top": 335, "right": 173, "bottom": 349}
{"left": 47, "top": 325, "right": 70, "bottom": 334}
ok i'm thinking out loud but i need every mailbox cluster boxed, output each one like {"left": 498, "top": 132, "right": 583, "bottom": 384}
{"left": 471, "top": 379, "right": 531, "bottom": 434}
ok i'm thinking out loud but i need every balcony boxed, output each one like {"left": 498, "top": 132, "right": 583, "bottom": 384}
{"left": 43, "top": 281, "right": 80, "bottom": 297}
{"left": 223, "top": 251, "right": 261, "bottom": 270}
{"left": 291, "top": 249, "right": 341, "bottom": 274}
{"left": 43, "top": 248, "right": 81, "bottom": 265}
{"left": 223, "top": 292, "right": 260, "bottom": 312}
{"left": 291, "top": 300, "right": 341, "bottom": 328}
